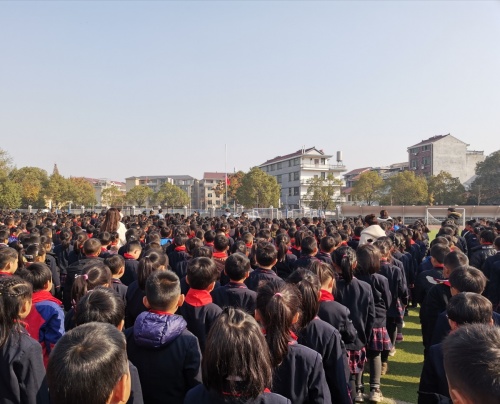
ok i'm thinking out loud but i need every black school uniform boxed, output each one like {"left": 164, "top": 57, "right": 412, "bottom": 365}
{"left": 122, "top": 257, "right": 139, "bottom": 286}
{"left": 211, "top": 281, "right": 257, "bottom": 315}
{"left": 379, "top": 260, "right": 408, "bottom": 321}
{"left": 174, "top": 259, "right": 190, "bottom": 280}
{"left": 487, "top": 260, "right": 500, "bottom": 310}
{"left": 184, "top": 385, "right": 290, "bottom": 404}
{"left": 315, "top": 251, "right": 334, "bottom": 266}
{"left": 415, "top": 266, "right": 444, "bottom": 306}
{"left": 298, "top": 318, "right": 351, "bottom": 404}
{"left": 334, "top": 277, "right": 375, "bottom": 350}
{"left": 318, "top": 290, "right": 358, "bottom": 346}
{"left": 418, "top": 343, "right": 450, "bottom": 404}
{"left": 128, "top": 360, "right": 144, "bottom": 404}
{"left": 272, "top": 342, "right": 331, "bottom": 404}
{"left": 168, "top": 247, "right": 190, "bottom": 273}
{"left": 126, "top": 311, "right": 202, "bottom": 404}
{"left": 63, "top": 256, "right": 104, "bottom": 310}
{"left": 125, "top": 281, "right": 146, "bottom": 328}
{"left": 355, "top": 274, "right": 391, "bottom": 330}
{"left": 0, "top": 330, "right": 50, "bottom": 404}
{"left": 245, "top": 268, "right": 282, "bottom": 292}
{"left": 419, "top": 283, "right": 451, "bottom": 352}
{"left": 275, "top": 253, "right": 297, "bottom": 280}
{"left": 178, "top": 289, "right": 222, "bottom": 352}
{"left": 292, "top": 255, "right": 320, "bottom": 271}
{"left": 112, "top": 278, "right": 128, "bottom": 304}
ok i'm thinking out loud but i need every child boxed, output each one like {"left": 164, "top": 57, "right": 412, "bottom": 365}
{"left": 21, "top": 262, "right": 65, "bottom": 367}
{"left": 442, "top": 323, "right": 500, "bottom": 404}
{"left": 0, "top": 246, "right": 19, "bottom": 277}
{"left": 287, "top": 269, "right": 351, "bottom": 404}
{"left": 185, "top": 307, "right": 289, "bottom": 403}
{"left": 0, "top": 276, "right": 49, "bottom": 403}
{"left": 74, "top": 288, "right": 144, "bottom": 404}
{"left": 245, "top": 242, "right": 280, "bottom": 292}
{"left": 292, "top": 236, "right": 320, "bottom": 270}
{"left": 255, "top": 281, "right": 331, "bottom": 403}
{"left": 415, "top": 244, "right": 451, "bottom": 305}
{"left": 167, "top": 234, "right": 190, "bottom": 271}
{"left": 178, "top": 257, "right": 222, "bottom": 352}
{"left": 212, "top": 234, "right": 230, "bottom": 278}
{"left": 174, "top": 237, "right": 203, "bottom": 280}
{"left": 316, "top": 236, "right": 335, "bottom": 266}
{"left": 333, "top": 246, "right": 376, "bottom": 403}
{"left": 121, "top": 241, "right": 143, "bottom": 286}
{"left": 105, "top": 254, "right": 128, "bottom": 304}
{"left": 126, "top": 271, "right": 202, "bottom": 404}
{"left": 125, "top": 251, "right": 168, "bottom": 328}
{"left": 274, "top": 233, "right": 297, "bottom": 280}
{"left": 47, "top": 322, "right": 131, "bottom": 404}
{"left": 211, "top": 253, "right": 257, "bottom": 315}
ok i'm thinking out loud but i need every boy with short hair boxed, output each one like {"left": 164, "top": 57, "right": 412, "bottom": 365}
{"left": 127, "top": 271, "right": 202, "bottom": 404}
{"left": 105, "top": 254, "right": 128, "bottom": 303}
{"left": 121, "top": 241, "right": 142, "bottom": 286}
{"left": 316, "top": 236, "right": 335, "bottom": 266}
{"left": 178, "top": 257, "right": 222, "bottom": 352}
{"left": 212, "top": 253, "right": 257, "bottom": 315}
{"left": 415, "top": 244, "right": 451, "bottom": 305}
{"left": 293, "top": 236, "right": 320, "bottom": 270}
{"left": 47, "top": 322, "right": 131, "bottom": 404}
{"left": 245, "top": 242, "right": 281, "bottom": 291}
{"left": 0, "top": 247, "right": 18, "bottom": 277}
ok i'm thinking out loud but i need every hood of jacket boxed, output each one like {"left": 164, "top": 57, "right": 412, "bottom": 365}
{"left": 133, "top": 311, "right": 187, "bottom": 349}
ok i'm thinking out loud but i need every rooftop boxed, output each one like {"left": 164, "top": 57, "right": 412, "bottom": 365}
{"left": 260, "top": 147, "right": 331, "bottom": 166}
{"left": 408, "top": 134, "right": 467, "bottom": 148}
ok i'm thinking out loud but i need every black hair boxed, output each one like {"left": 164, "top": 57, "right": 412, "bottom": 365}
{"left": 104, "top": 255, "right": 125, "bottom": 275}
{"left": 145, "top": 270, "right": 181, "bottom": 310}
{"left": 255, "top": 242, "right": 278, "bottom": 267}
{"left": 186, "top": 257, "right": 218, "bottom": 290}
{"left": 355, "top": 244, "right": 380, "bottom": 276}
{"left": 225, "top": 253, "right": 251, "bottom": 281}
{"left": 287, "top": 269, "right": 321, "bottom": 327}
{"left": 24, "top": 243, "right": 46, "bottom": 263}
{"left": 449, "top": 266, "right": 487, "bottom": 294}
{"left": 125, "top": 240, "right": 142, "bottom": 254}
{"left": 364, "top": 214, "right": 378, "bottom": 226}
{"left": 204, "top": 230, "right": 216, "bottom": 243}
{"left": 310, "top": 260, "right": 336, "bottom": 287}
{"left": 20, "top": 262, "right": 52, "bottom": 291}
{"left": 47, "top": 322, "right": 129, "bottom": 404}
{"left": 214, "top": 234, "right": 229, "bottom": 252}
{"left": 231, "top": 240, "right": 248, "bottom": 255}
{"left": 71, "top": 263, "right": 112, "bottom": 306}
{"left": 0, "top": 229, "right": 9, "bottom": 242}
{"left": 447, "top": 292, "right": 492, "bottom": 325}
{"left": 186, "top": 237, "right": 203, "bottom": 253}
{"left": 319, "top": 236, "right": 335, "bottom": 253}
{"left": 98, "top": 231, "right": 111, "bottom": 245}
{"left": 0, "top": 276, "right": 32, "bottom": 348}
{"left": 443, "top": 250, "right": 469, "bottom": 272}
{"left": 480, "top": 229, "right": 496, "bottom": 244}
{"left": 75, "top": 287, "right": 125, "bottom": 327}
{"left": 256, "top": 281, "right": 300, "bottom": 367}
{"left": 275, "top": 233, "right": 290, "bottom": 262}
{"left": 443, "top": 323, "right": 500, "bottom": 404}
{"left": 430, "top": 244, "right": 451, "bottom": 264}
{"left": 333, "top": 246, "right": 357, "bottom": 283}
{"left": 137, "top": 251, "right": 168, "bottom": 290}
{"left": 301, "top": 236, "right": 318, "bottom": 256}
{"left": 0, "top": 247, "right": 19, "bottom": 270}
{"left": 202, "top": 307, "right": 273, "bottom": 398}
{"left": 192, "top": 246, "right": 213, "bottom": 259}
{"left": 82, "top": 238, "right": 102, "bottom": 256}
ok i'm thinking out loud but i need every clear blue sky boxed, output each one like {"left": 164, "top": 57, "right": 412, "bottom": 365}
{"left": 1, "top": 1, "right": 499, "bottom": 181}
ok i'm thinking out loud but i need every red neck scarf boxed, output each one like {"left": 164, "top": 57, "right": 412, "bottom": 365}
{"left": 123, "top": 253, "right": 136, "bottom": 260}
{"left": 185, "top": 288, "right": 212, "bottom": 307}
{"left": 149, "top": 309, "right": 174, "bottom": 315}
{"left": 32, "top": 290, "right": 62, "bottom": 305}
{"left": 213, "top": 251, "right": 228, "bottom": 259}
{"left": 319, "top": 289, "right": 334, "bottom": 302}
{"left": 0, "top": 271, "right": 13, "bottom": 276}
{"left": 174, "top": 245, "right": 186, "bottom": 252}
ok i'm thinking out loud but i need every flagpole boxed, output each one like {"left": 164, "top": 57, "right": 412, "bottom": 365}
{"left": 225, "top": 144, "right": 228, "bottom": 209}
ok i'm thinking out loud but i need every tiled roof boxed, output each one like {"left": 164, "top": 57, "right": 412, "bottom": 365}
{"left": 344, "top": 167, "right": 371, "bottom": 177}
{"left": 203, "top": 172, "right": 229, "bottom": 180}
{"left": 260, "top": 147, "right": 329, "bottom": 165}
{"left": 408, "top": 134, "right": 467, "bottom": 148}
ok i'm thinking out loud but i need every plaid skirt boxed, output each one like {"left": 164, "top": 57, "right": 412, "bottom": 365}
{"left": 369, "top": 327, "right": 393, "bottom": 352}
{"left": 347, "top": 348, "right": 367, "bottom": 375}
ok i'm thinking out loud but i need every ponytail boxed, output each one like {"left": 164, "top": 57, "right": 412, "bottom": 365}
{"left": 333, "top": 246, "right": 356, "bottom": 284}
{"left": 137, "top": 251, "right": 168, "bottom": 290}
{"left": 275, "top": 233, "right": 290, "bottom": 262}
{"left": 287, "top": 269, "right": 321, "bottom": 327}
{"left": 256, "top": 281, "right": 300, "bottom": 367}
{"left": 71, "top": 264, "right": 111, "bottom": 306}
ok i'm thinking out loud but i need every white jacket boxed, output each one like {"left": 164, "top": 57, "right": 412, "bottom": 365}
{"left": 359, "top": 225, "right": 386, "bottom": 246}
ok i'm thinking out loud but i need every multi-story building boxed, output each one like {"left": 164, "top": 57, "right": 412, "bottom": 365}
{"left": 84, "top": 178, "right": 127, "bottom": 206}
{"left": 258, "top": 147, "right": 346, "bottom": 209}
{"left": 407, "top": 134, "right": 484, "bottom": 185}
{"left": 125, "top": 175, "right": 199, "bottom": 209}
{"left": 198, "top": 172, "right": 230, "bottom": 210}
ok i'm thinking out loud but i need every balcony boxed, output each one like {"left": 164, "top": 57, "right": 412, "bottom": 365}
{"left": 300, "top": 163, "right": 346, "bottom": 171}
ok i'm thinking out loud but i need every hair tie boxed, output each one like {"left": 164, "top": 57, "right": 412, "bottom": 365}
{"left": 342, "top": 254, "right": 348, "bottom": 258}
{"left": 75, "top": 274, "right": 88, "bottom": 280}
{"left": 274, "top": 292, "right": 283, "bottom": 297}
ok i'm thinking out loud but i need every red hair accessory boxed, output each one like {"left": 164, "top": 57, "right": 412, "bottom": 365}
{"left": 274, "top": 292, "right": 283, "bottom": 297}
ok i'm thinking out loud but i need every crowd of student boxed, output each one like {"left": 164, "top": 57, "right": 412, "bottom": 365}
{"left": 0, "top": 207, "right": 499, "bottom": 404}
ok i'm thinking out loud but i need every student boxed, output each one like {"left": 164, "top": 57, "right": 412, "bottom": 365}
{"left": 211, "top": 253, "right": 257, "bottom": 315}
{"left": 167, "top": 234, "right": 190, "bottom": 272}
{"left": 121, "top": 241, "right": 143, "bottom": 286}
{"left": 74, "top": 288, "right": 143, "bottom": 404}
{"left": 0, "top": 276, "right": 49, "bottom": 404}
{"left": 126, "top": 271, "right": 202, "bottom": 404}
{"left": 245, "top": 242, "right": 280, "bottom": 292}
{"left": 419, "top": 293, "right": 494, "bottom": 404}
{"left": 287, "top": 269, "right": 351, "bottom": 404}
{"left": 352, "top": 245, "right": 391, "bottom": 402}
{"left": 274, "top": 233, "right": 297, "bottom": 279}
{"left": 52, "top": 228, "right": 72, "bottom": 277}
{"left": 255, "top": 281, "right": 331, "bottom": 404}
{"left": 178, "top": 257, "right": 222, "bottom": 352}
{"left": 442, "top": 323, "right": 500, "bottom": 404}
{"left": 482, "top": 235, "right": 500, "bottom": 288}
{"left": 312, "top": 260, "right": 358, "bottom": 346}
{"left": 415, "top": 244, "right": 451, "bottom": 306}
{"left": 316, "top": 236, "right": 335, "bottom": 266}
{"left": 125, "top": 251, "right": 168, "bottom": 328}
{"left": 174, "top": 237, "right": 203, "bottom": 280}
{"left": 20, "top": 262, "right": 64, "bottom": 367}
{"left": 212, "top": 234, "right": 230, "bottom": 278}
{"left": 333, "top": 246, "right": 376, "bottom": 402}
{"left": 100, "top": 207, "right": 127, "bottom": 247}
{"left": 0, "top": 246, "right": 19, "bottom": 277}
{"left": 292, "top": 236, "right": 320, "bottom": 270}
{"left": 469, "top": 229, "right": 496, "bottom": 270}
{"left": 47, "top": 322, "right": 131, "bottom": 404}
{"left": 184, "top": 307, "right": 290, "bottom": 404}
{"left": 105, "top": 254, "right": 128, "bottom": 304}
{"left": 359, "top": 214, "right": 386, "bottom": 246}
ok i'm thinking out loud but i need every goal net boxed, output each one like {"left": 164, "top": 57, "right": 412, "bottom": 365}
{"left": 425, "top": 207, "right": 466, "bottom": 227}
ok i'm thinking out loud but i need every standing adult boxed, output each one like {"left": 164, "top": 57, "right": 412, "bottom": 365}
{"left": 100, "top": 208, "right": 127, "bottom": 247}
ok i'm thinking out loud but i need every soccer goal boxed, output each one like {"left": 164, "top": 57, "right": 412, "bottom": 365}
{"left": 425, "top": 207, "right": 466, "bottom": 227}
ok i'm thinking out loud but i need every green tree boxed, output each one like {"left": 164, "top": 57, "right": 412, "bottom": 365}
{"left": 127, "top": 185, "right": 154, "bottom": 206}
{"left": 469, "top": 150, "right": 500, "bottom": 204}
{"left": 212, "top": 171, "right": 245, "bottom": 205}
{"left": 427, "top": 171, "right": 465, "bottom": 205}
{"left": 67, "top": 177, "right": 97, "bottom": 207}
{"left": 381, "top": 171, "right": 428, "bottom": 205}
{"left": 0, "top": 148, "right": 13, "bottom": 179}
{"left": 0, "top": 179, "right": 21, "bottom": 209}
{"left": 235, "top": 167, "right": 280, "bottom": 208}
{"left": 9, "top": 166, "right": 49, "bottom": 207}
{"left": 304, "top": 174, "right": 343, "bottom": 211}
{"left": 351, "top": 171, "right": 384, "bottom": 205}
{"left": 45, "top": 172, "right": 70, "bottom": 209}
{"left": 101, "top": 186, "right": 125, "bottom": 207}
{"left": 154, "top": 183, "right": 190, "bottom": 209}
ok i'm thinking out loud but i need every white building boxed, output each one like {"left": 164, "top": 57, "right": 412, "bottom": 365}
{"left": 259, "top": 147, "right": 346, "bottom": 209}
{"left": 84, "top": 178, "right": 126, "bottom": 206}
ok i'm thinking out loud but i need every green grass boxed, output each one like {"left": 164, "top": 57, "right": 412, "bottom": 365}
{"left": 380, "top": 308, "right": 423, "bottom": 403}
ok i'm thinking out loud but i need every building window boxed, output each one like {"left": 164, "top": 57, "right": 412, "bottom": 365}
{"left": 422, "top": 145, "right": 430, "bottom": 151}
{"left": 422, "top": 158, "right": 430, "bottom": 166}
{"left": 277, "top": 175, "right": 282, "bottom": 183}
{"left": 321, "top": 158, "right": 325, "bottom": 164}
{"left": 294, "top": 187, "right": 300, "bottom": 196}
{"left": 293, "top": 158, "right": 300, "bottom": 166}
{"left": 288, "top": 160, "right": 292, "bottom": 167}
{"left": 294, "top": 171, "right": 300, "bottom": 181}
{"left": 321, "top": 172, "right": 326, "bottom": 179}
{"left": 270, "top": 164, "right": 276, "bottom": 171}
{"left": 289, "top": 173, "right": 293, "bottom": 182}
{"left": 288, "top": 188, "right": 293, "bottom": 196}
{"left": 208, "top": 200, "right": 213, "bottom": 205}
{"left": 277, "top": 162, "right": 282, "bottom": 169}
{"left": 208, "top": 193, "right": 212, "bottom": 198}
{"left": 411, "top": 160, "right": 417, "bottom": 168}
